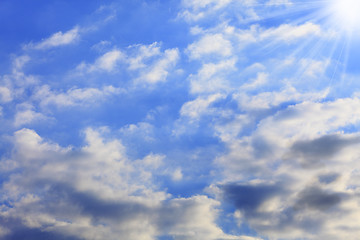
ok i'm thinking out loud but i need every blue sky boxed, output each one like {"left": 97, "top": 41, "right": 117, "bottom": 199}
{"left": 1, "top": 0, "right": 360, "bottom": 239}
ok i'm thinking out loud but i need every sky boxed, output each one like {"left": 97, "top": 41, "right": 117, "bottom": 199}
{"left": 1, "top": 0, "right": 360, "bottom": 239}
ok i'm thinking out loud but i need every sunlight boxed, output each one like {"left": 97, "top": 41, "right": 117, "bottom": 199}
{"left": 330, "top": 0, "right": 360, "bottom": 30}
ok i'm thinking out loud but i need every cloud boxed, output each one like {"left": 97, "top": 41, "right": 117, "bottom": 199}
{"left": 2, "top": 1, "right": 360, "bottom": 239}
{"left": 134, "top": 48, "right": 180, "bottom": 85}
{"left": 0, "top": 128, "right": 241, "bottom": 240}
{"left": 76, "top": 43, "right": 179, "bottom": 85}
{"left": 188, "top": 58, "right": 237, "bottom": 94}
{"left": 179, "top": 0, "right": 233, "bottom": 21}
{"left": 235, "top": 84, "right": 329, "bottom": 110}
{"left": 77, "top": 49, "right": 124, "bottom": 73}
{"left": 286, "top": 134, "right": 360, "bottom": 168}
{"left": 294, "top": 186, "right": 342, "bottom": 211}
{"left": 266, "top": 0, "right": 293, "bottom": 6}
{"left": 34, "top": 85, "right": 123, "bottom": 107}
{"left": 187, "top": 34, "right": 232, "bottom": 59}
{"left": 259, "top": 22, "right": 322, "bottom": 42}
{"left": 240, "top": 72, "right": 268, "bottom": 90}
{"left": 0, "top": 86, "right": 12, "bottom": 103}
{"left": 14, "top": 106, "right": 49, "bottom": 127}
{"left": 25, "top": 27, "right": 80, "bottom": 50}
{"left": 127, "top": 43, "right": 162, "bottom": 70}
{"left": 221, "top": 183, "right": 283, "bottom": 214}
{"left": 212, "top": 96, "right": 360, "bottom": 239}
{"left": 180, "top": 93, "right": 226, "bottom": 121}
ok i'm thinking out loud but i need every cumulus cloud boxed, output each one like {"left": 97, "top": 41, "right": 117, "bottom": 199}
{"left": 134, "top": 48, "right": 180, "bottom": 85}
{"left": 212, "top": 97, "right": 360, "bottom": 239}
{"left": 2, "top": 1, "right": 359, "bottom": 239}
{"left": 189, "top": 58, "right": 237, "bottom": 94}
{"left": 77, "top": 49, "right": 124, "bottom": 73}
{"left": 0, "top": 128, "right": 242, "bottom": 240}
{"left": 14, "top": 104, "right": 49, "bottom": 127}
{"left": 187, "top": 34, "right": 233, "bottom": 59}
{"left": 127, "top": 43, "right": 162, "bottom": 70}
{"left": 180, "top": 93, "right": 226, "bottom": 121}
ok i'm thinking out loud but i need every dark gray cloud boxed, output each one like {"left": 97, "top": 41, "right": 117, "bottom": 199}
{"left": 318, "top": 172, "right": 340, "bottom": 184}
{"left": 288, "top": 134, "right": 360, "bottom": 168}
{"left": 294, "top": 186, "right": 342, "bottom": 211}
{"left": 220, "top": 182, "right": 347, "bottom": 238}
{"left": 5, "top": 228, "right": 82, "bottom": 240}
{"left": 45, "top": 183, "right": 150, "bottom": 222}
{"left": 221, "top": 183, "right": 283, "bottom": 214}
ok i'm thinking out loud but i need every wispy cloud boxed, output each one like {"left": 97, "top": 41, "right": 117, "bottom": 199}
{"left": 24, "top": 26, "right": 80, "bottom": 50}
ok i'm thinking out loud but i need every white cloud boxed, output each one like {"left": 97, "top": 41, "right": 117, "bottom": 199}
{"left": 189, "top": 58, "right": 237, "bottom": 94}
{"left": 14, "top": 108, "right": 49, "bottom": 127}
{"left": 162, "top": 195, "right": 240, "bottom": 240}
{"left": 25, "top": 27, "right": 80, "bottom": 50}
{"left": 119, "top": 122, "right": 156, "bottom": 142}
{"left": 266, "top": 0, "right": 292, "bottom": 6}
{"left": 257, "top": 98, "right": 360, "bottom": 141}
{"left": 77, "top": 49, "right": 124, "bottom": 73}
{"left": 179, "top": 0, "right": 233, "bottom": 21}
{"left": 235, "top": 84, "right": 329, "bottom": 110}
{"left": 172, "top": 168, "right": 183, "bottom": 181}
{"left": 135, "top": 48, "right": 180, "bottom": 84}
{"left": 240, "top": 72, "right": 268, "bottom": 90}
{"left": 12, "top": 55, "right": 30, "bottom": 71}
{"left": 182, "top": 0, "right": 232, "bottom": 10}
{"left": 259, "top": 22, "right": 322, "bottom": 42}
{"left": 35, "top": 85, "right": 123, "bottom": 107}
{"left": 180, "top": 93, "right": 225, "bottom": 121}
{"left": 0, "top": 86, "right": 12, "bottom": 103}
{"left": 127, "top": 43, "right": 162, "bottom": 70}
{"left": 299, "top": 58, "right": 329, "bottom": 78}
{"left": 187, "top": 34, "right": 232, "bottom": 59}
{"left": 0, "top": 128, "right": 241, "bottom": 240}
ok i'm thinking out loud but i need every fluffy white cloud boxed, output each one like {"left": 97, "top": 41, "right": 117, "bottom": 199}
{"left": 134, "top": 48, "right": 180, "bottom": 84}
{"left": 127, "top": 43, "right": 162, "bottom": 70}
{"left": 14, "top": 104, "right": 49, "bottom": 127}
{"left": 76, "top": 43, "right": 179, "bottom": 85}
{"left": 187, "top": 34, "right": 233, "bottom": 59}
{"left": 25, "top": 27, "right": 80, "bottom": 50}
{"left": 0, "top": 128, "right": 241, "bottom": 240}
{"left": 77, "top": 49, "right": 124, "bottom": 73}
{"left": 189, "top": 58, "right": 237, "bottom": 94}
{"left": 180, "top": 93, "right": 226, "bottom": 121}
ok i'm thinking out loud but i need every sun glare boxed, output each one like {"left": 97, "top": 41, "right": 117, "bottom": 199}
{"left": 330, "top": 0, "right": 360, "bottom": 30}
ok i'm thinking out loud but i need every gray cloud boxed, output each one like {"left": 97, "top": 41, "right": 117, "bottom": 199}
{"left": 288, "top": 134, "right": 360, "bottom": 168}
{"left": 318, "top": 172, "right": 340, "bottom": 184}
{"left": 294, "top": 186, "right": 342, "bottom": 212}
{"left": 221, "top": 183, "right": 284, "bottom": 214}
